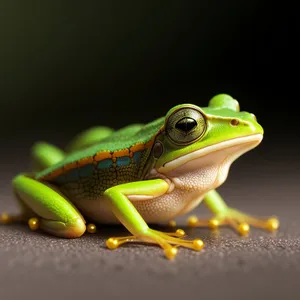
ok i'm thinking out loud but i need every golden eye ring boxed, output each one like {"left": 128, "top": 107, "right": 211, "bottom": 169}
{"left": 166, "top": 107, "right": 206, "bottom": 145}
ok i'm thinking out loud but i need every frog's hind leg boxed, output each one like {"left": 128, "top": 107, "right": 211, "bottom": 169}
{"left": 31, "top": 142, "right": 65, "bottom": 171}
{"left": 3, "top": 174, "right": 86, "bottom": 238}
{"left": 65, "top": 124, "right": 146, "bottom": 153}
{"left": 1, "top": 143, "right": 66, "bottom": 224}
{"left": 65, "top": 126, "right": 114, "bottom": 153}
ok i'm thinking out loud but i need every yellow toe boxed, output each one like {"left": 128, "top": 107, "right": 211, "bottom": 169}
{"left": 0, "top": 213, "right": 10, "bottom": 224}
{"left": 193, "top": 239, "right": 204, "bottom": 251}
{"left": 208, "top": 218, "right": 220, "bottom": 230}
{"left": 165, "top": 247, "right": 178, "bottom": 260}
{"left": 106, "top": 238, "right": 119, "bottom": 249}
{"left": 175, "top": 229, "right": 185, "bottom": 237}
{"left": 266, "top": 218, "right": 279, "bottom": 232}
{"left": 238, "top": 223, "right": 250, "bottom": 236}
{"left": 168, "top": 220, "right": 177, "bottom": 228}
{"left": 187, "top": 216, "right": 198, "bottom": 227}
{"left": 28, "top": 217, "right": 39, "bottom": 231}
{"left": 87, "top": 223, "right": 97, "bottom": 233}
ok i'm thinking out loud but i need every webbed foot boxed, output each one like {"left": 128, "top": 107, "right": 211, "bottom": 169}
{"left": 187, "top": 208, "right": 279, "bottom": 236}
{"left": 106, "top": 228, "right": 204, "bottom": 260}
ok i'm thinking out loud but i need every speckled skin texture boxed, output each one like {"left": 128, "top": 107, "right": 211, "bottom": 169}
{"left": 59, "top": 161, "right": 142, "bottom": 201}
{"left": 1, "top": 145, "right": 300, "bottom": 300}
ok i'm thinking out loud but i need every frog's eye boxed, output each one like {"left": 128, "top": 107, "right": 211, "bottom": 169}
{"left": 166, "top": 107, "right": 206, "bottom": 145}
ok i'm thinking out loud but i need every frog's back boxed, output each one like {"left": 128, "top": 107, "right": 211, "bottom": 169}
{"left": 35, "top": 118, "right": 164, "bottom": 201}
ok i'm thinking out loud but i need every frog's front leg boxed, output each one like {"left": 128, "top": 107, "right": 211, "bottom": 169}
{"left": 104, "top": 179, "right": 204, "bottom": 259}
{"left": 187, "top": 189, "right": 279, "bottom": 236}
{"left": 2, "top": 174, "right": 86, "bottom": 237}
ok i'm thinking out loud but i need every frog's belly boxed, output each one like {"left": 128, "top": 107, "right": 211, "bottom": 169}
{"left": 72, "top": 189, "right": 206, "bottom": 224}
{"left": 72, "top": 154, "right": 226, "bottom": 223}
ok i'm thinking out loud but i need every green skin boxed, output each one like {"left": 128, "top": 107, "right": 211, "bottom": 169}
{"left": 4, "top": 94, "right": 278, "bottom": 259}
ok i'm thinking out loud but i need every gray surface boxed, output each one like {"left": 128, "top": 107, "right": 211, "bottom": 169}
{"left": 1, "top": 152, "right": 300, "bottom": 300}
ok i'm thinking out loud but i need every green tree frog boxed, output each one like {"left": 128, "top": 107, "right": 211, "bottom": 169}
{"left": 1, "top": 94, "right": 279, "bottom": 259}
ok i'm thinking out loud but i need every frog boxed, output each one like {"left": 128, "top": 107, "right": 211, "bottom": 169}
{"left": 0, "top": 94, "right": 279, "bottom": 259}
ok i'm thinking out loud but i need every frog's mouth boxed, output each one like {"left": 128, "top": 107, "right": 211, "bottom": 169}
{"left": 158, "top": 133, "right": 263, "bottom": 175}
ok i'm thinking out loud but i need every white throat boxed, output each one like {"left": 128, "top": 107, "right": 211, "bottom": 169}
{"left": 157, "top": 134, "right": 263, "bottom": 192}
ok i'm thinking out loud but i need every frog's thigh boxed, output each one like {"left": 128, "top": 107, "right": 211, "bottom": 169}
{"left": 31, "top": 142, "right": 65, "bottom": 171}
{"left": 13, "top": 174, "right": 86, "bottom": 238}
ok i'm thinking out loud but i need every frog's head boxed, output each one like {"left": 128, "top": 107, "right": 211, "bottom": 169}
{"left": 151, "top": 94, "right": 263, "bottom": 181}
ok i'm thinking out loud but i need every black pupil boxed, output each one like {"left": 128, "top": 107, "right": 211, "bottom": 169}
{"left": 175, "top": 117, "right": 197, "bottom": 132}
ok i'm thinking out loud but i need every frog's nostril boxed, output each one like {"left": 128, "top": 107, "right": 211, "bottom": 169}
{"left": 230, "top": 119, "right": 239, "bottom": 126}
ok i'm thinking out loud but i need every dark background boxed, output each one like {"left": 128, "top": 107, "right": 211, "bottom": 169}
{"left": 0, "top": 2, "right": 299, "bottom": 300}
{"left": 0, "top": 2, "right": 298, "bottom": 140}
